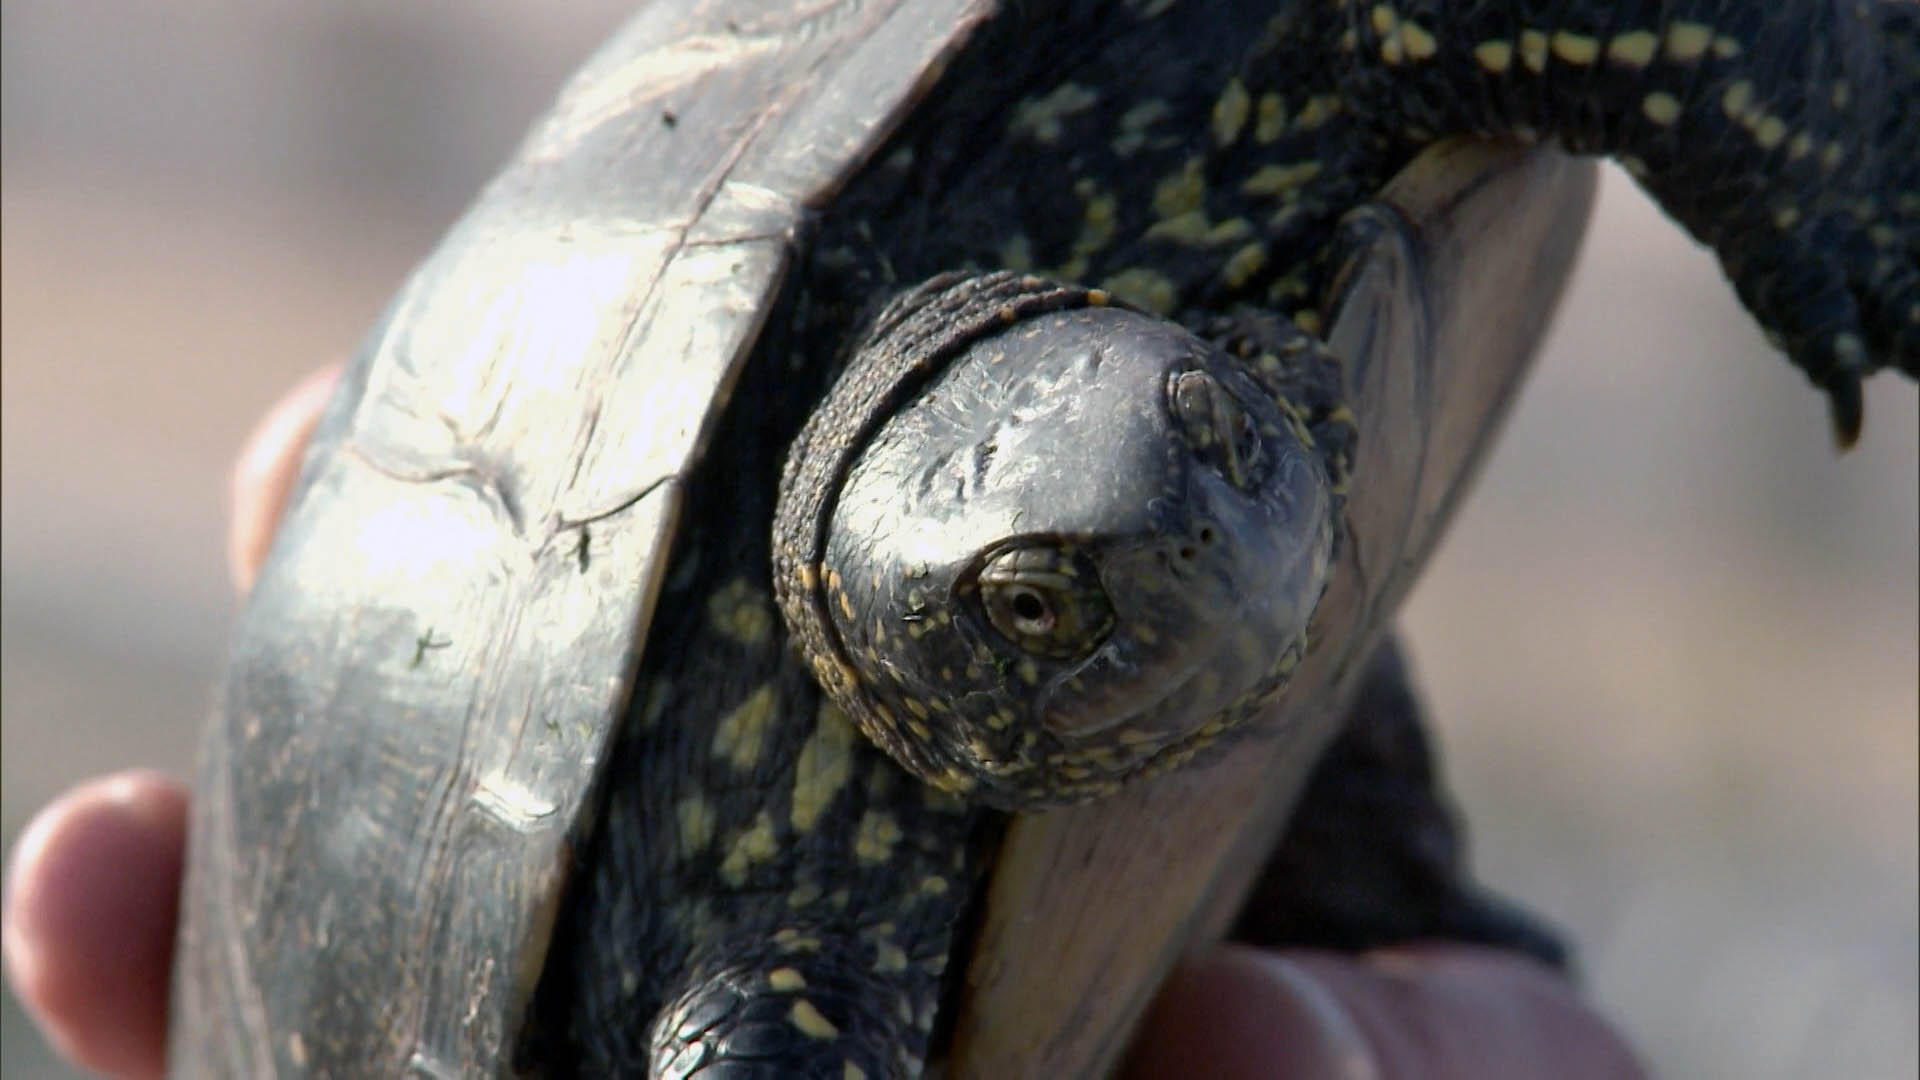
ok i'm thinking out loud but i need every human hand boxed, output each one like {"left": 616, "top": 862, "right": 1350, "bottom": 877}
{"left": 3, "top": 368, "right": 1645, "bottom": 1078}
{"left": 1, "top": 366, "right": 334, "bottom": 1079}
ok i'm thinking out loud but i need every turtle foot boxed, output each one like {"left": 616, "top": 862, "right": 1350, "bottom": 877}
{"left": 646, "top": 960, "right": 918, "bottom": 1080}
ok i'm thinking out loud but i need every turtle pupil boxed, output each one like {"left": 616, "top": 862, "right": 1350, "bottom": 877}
{"left": 1012, "top": 591, "right": 1048, "bottom": 623}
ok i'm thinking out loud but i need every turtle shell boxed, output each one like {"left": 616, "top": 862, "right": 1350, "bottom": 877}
{"left": 166, "top": 1, "right": 1596, "bottom": 1075}
{"left": 169, "top": 2, "right": 999, "bottom": 1073}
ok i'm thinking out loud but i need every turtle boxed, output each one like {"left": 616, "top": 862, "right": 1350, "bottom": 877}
{"left": 168, "top": 0, "right": 1916, "bottom": 1077}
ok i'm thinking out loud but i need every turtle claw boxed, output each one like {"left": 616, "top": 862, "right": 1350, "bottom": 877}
{"left": 1828, "top": 373, "right": 1864, "bottom": 452}
{"left": 1821, "top": 329, "right": 1868, "bottom": 450}
{"left": 1777, "top": 323, "right": 1866, "bottom": 450}
{"left": 1725, "top": 243, "right": 1896, "bottom": 451}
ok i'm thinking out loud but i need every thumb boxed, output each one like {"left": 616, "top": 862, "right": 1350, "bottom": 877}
{"left": 1125, "top": 943, "right": 1645, "bottom": 1079}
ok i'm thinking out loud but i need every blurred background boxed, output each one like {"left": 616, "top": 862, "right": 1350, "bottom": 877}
{"left": 2, "top": 2, "right": 1913, "bottom": 1076}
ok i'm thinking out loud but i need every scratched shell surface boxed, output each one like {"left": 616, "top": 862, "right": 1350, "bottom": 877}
{"left": 168, "top": 1, "right": 993, "bottom": 1074}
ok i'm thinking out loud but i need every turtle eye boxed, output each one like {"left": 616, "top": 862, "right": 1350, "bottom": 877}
{"left": 975, "top": 546, "right": 1114, "bottom": 660}
{"left": 1002, "top": 585, "right": 1055, "bottom": 634}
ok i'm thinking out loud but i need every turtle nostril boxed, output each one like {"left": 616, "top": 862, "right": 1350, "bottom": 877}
{"left": 1197, "top": 525, "right": 1217, "bottom": 547}
{"left": 1177, "top": 545, "right": 1198, "bottom": 562}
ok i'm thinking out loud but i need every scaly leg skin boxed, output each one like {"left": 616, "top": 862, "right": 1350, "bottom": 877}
{"left": 1230, "top": 637, "right": 1569, "bottom": 970}
{"left": 1332, "top": 0, "right": 1919, "bottom": 444}
{"left": 647, "top": 956, "right": 925, "bottom": 1079}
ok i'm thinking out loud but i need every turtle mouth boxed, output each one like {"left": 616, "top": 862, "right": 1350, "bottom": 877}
{"left": 1036, "top": 615, "right": 1280, "bottom": 780}
{"left": 1021, "top": 439, "right": 1333, "bottom": 792}
{"left": 1037, "top": 638, "right": 1210, "bottom": 744}
{"left": 1031, "top": 616, "right": 1313, "bottom": 797}
{"left": 1031, "top": 553, "right": 1281, "bottom": 781}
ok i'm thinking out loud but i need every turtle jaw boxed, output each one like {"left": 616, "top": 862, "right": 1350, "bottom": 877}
{"left": 1031, "top": 444, "right": 1337, "bottom": 778}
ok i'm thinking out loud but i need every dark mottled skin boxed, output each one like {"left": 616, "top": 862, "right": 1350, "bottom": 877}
{"left": 526, "top": 1, "right": 1915, "bottom": 1075}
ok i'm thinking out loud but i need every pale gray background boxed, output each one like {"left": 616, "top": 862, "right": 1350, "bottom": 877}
{"left": 3, "top": 3, "right": 1914, "bottom": 1077}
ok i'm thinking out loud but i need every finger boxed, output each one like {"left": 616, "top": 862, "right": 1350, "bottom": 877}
{"left": 228, "top": 364, "right": 341, "bottom": 595}
{"left": 1125, "top": 943, "right": 1645, "bottom": 1080}
{"left": 2, "top": 771, "right": 189, "bottom": 1080}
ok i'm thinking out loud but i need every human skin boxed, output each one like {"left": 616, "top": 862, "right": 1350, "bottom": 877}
{"left": 2, "top": 369, "right": 1644, "bottom": 1079}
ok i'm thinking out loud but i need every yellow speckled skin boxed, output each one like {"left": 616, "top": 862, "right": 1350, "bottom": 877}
{"left": 1340, "top": 0, "right": 1917, "bottom": 440}
{"left": 522, "top": 1, "right": 1914, "bottom": 1075}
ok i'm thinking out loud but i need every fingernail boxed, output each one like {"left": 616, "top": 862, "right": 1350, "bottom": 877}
{"left": 1246, "top": 951, "right": 1382, "bottom": 1080}
{"left": 229, "top": 364, "right": 339, "bottom": 595}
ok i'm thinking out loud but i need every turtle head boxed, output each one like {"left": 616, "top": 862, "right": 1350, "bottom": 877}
{"left": 775, "top": 275, "right": 1334, "bottom": 809}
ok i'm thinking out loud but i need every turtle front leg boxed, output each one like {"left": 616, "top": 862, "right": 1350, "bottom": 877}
{"left": 1336, "top": 0, "right": 1918, "bottom": 443}
{"left": 647, "top": 952, "right": 936, "bottom": 1079}
{"left": 1230, "top": 637, "right": 1569, "bottom": 970}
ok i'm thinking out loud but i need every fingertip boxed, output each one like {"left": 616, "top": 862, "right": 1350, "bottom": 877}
{"left": 1294, "top": 945, "right": 1645, "bottom": 1079}
{"left": 1125, "top": 946, "right": 1376, "bottom": 1078}
{"left": 1129, "top": 944, "right": 1645, "bottom": 1080}
{"left": 228, "top": 365, "right": 340, "bottom": 596}
{"left": 4, "top": 771, "right": 189, "bottom": 1080}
